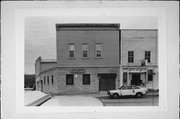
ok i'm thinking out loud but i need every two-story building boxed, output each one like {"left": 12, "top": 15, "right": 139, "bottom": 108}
{"left": 35, "top": 24, "right": 120, "bottom": 94}
{"left": 35, "top": 23, "right": 158, "bottom": 94}
{"left": 120, "top": 29, "right": 158, "bottom": 90}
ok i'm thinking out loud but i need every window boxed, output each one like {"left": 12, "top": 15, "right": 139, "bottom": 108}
{"left": 69, "top": 44, "right": 75, "bottom": 57}
{"left": 96, "top": 44, "right": 102, "bottom": 57}
{"left": 123, "top": 72, "right": 127, "bottom": 85}
{"left": 47, "top": 76, "right": 49, "bottom": 85}
{"left": 145, "top": 51, "right": 151, "bottom": 63}
{"left": 51, "top": 75, "right": 54, "bottom": 85}
{"left": 41, "top": 80, "right": 43, "bottom": 86}
{"left": 66, "top": 74, "right": 74, "bottom": 85}
{"left": 128, "top": 51, "right": 134, "bottom": 63}
{"left": 148, "top": 75, "right": 153, "bottom": 81}
{"left": 82, "top": 44, "right": 88, "bottom": 57}
{"left": 44, "top": 77, "right": 46, "bottom": 85}
{"left": 83, "top": 74, "right": 90, "bottom": 85}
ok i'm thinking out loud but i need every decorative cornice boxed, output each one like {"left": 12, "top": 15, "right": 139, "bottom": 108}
{"left": 56, "top": 23, "right": 120, "bottom": 31}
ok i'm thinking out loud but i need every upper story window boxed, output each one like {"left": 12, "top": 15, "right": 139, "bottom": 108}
{"left": 82, "top": 44, "right": 88, "bottom": 57}
{"left": 145, "top": 51, "right": 151, "bottom": 63}
{"left": 128, "top": 51, "right": 134, "bottom": 63}
{"left": 69, "top": 44, "right": 75, "bottom": 58}
{"left": 96, "top": 43, "right": 102, "bottom": 57}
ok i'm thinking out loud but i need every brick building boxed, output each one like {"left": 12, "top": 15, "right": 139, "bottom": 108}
{"left": 35, "top": 24, "right": 158, "bottom": 94}
{"left": 120, "top": 29, "right": 158, "bottom": 90}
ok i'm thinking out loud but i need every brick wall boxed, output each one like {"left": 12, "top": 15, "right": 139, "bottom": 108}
{"left": 35, "top": 57, "right": 57, "bottom": 76}
{"left": 121, "top": 29, "right": 158, "bottom": 66}
{"left": 40, "top": 69, "right": 57, "bottom": 94}
{"left": 56, "top": 67, "right": 120, "bottom": 94}
{"left": 56, "top": 27, "right": 120, "bottom": 67}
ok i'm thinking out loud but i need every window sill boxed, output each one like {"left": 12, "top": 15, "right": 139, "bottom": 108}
{"left": 66, "top": 84, "right": 74, "bottom": 86}
{"left": 95, "top": 57, "right": 103, "bottom": 59}
{"left": 83, "top": 84, "right": 91, "bottom": 86}
{"left": 81, "top": 57, "right": 90, "bottom": 59}
{"left": 127, "top": 62, "right": 134, "bottom": 64}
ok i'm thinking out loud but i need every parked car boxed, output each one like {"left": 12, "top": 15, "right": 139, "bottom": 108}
{"left": 107, "top": 85, "right": 148, "bottom": 99}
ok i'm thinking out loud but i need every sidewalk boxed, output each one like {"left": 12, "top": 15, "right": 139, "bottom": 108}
{"left": 24, "top": 91, "right": 52, "bottom": 106}
{"left": 41, "top": 95, "right": 103, "bottom": 106}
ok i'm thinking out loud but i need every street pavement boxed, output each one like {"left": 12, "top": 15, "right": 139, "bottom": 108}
{"left": 40, "top": 92, "right": 158, "bottom": 106}
{"left": 82, "top": 91, "right": 159, "bottom": 106}
{"left": 97, "top": 95, "right": 158, "bottom": 106}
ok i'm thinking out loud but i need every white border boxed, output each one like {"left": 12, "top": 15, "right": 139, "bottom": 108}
{"left": 2, "top": 1, "right": 179, "bottom": 119}
{"left": 16, "top": 7, "right": 166, "bottom": 113}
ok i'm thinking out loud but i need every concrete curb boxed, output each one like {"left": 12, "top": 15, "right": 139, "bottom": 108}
{"left": 52, "top": 91, "right": 159, "bottom": 98}
{"left": 146, "top": 92, "right": 159, "bottom": 96}
{"left": 90, "top": 91, "right": 159, "bottom": 98}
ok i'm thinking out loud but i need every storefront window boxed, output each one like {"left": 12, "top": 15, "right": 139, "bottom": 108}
{"left": 148, "top": 70, "right": 153, "bottom": 81}
{"left": 66, "top": 74, "right": 74, "bottom": 85}
{"left": 83, "top": 74, "right": 90, "bottom": 85}
{"left": 148, "top": 75, "right": 153, "bottom": 81}
{"left": 123, "top": 72, "right": 127, "bottom": 85}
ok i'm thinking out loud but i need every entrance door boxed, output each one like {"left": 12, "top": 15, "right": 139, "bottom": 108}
{"left": 131, "top": 73, "right": 141, "bottom": 86}
{"left": 99, "top": 74, "right": 116, "bottom": 91}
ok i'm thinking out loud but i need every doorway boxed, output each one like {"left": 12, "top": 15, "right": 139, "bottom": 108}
{"left": 131, "top": 73, "right": 141, "bottom": 86}
{"left": 98, "top": 73, "right": 116, "bottom": 91}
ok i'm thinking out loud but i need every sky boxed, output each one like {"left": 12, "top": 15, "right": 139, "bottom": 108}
{"left": 25, "top": 16, "right": 157, "bottom": 74}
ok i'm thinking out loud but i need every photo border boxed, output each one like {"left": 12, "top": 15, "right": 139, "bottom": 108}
{"left": 16, "top": 6, "right": 167, "bottom": 113}
{"left": 2, "top": 1, "right": 179, "bottom": 119}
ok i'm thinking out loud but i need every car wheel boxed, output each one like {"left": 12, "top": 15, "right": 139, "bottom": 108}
{"left": 136, "top": 93, "right": 143, "bottom": 98}
{"left": 113, "top": 93, "right": 119, "bottom": 99}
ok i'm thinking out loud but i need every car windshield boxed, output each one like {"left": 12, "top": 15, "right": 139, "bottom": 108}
{"left": 119, "top": 85, "right": 125, "bottom": 89}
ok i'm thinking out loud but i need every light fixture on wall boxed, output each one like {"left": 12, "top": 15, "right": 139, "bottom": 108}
{"left": 75, "top": 74, "right": 78, "bottom": 78}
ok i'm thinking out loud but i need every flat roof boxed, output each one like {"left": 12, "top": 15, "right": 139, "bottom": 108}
{"left": 56, "top": 23, "right": 120, "bottom": 31}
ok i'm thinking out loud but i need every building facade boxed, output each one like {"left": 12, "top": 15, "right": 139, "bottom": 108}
{"left": 36, "top": 24, "right": 120, "bottom": 94}
{"left": 35, "top": 24, "right": 158, "bottom": 94}
{"left": 120, "top": 29, "right": 158, "bottom": 90}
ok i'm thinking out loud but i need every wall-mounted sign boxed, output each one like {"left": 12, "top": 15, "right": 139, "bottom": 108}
{"left": 123, "top": 67, "right": 147, "bottom": 72}
{"left": 71, "top": 68, "right": 85, "bottom": 74}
